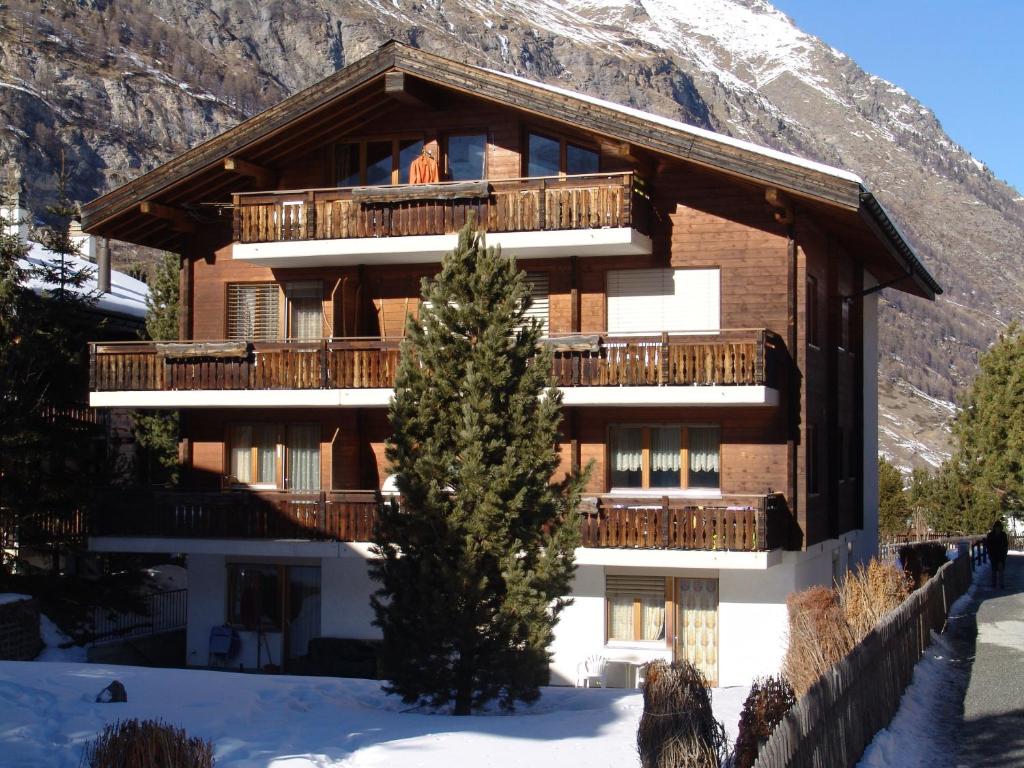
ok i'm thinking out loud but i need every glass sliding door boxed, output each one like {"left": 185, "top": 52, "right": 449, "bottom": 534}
{"left": 285, "top": 566, "right": 321, "bottom": 671}
{"left": 674, "top": 578, "right": 719, "bottom": 687}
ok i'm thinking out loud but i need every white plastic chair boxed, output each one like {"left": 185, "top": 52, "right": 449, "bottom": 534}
{"left": 576, "top": 654, "right": 608, "bottom": 688}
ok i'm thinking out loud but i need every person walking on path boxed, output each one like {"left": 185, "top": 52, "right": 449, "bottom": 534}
{"left": 986, "top": 520, "right": 1009, "bottom": 588}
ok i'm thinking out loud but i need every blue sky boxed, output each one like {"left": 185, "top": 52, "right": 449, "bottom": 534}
{"left": 771, "top": 0, "right": 1024, "bottom": 194}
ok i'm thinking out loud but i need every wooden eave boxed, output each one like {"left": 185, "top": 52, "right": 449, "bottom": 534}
{"left": 81, "top": 41, "right": 940, "bottom": 299}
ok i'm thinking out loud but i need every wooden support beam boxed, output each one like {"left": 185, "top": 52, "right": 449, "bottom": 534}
{"left": 765, "top": 187, "right": 794, "bottom": 225}
{"left": 384, "top": 71, "right": 437, "bottom": 110}
{"left": 223, "top": 157, "right": 275, "bottom": 188}
{"left": 139, "top": 201, "right": 195, "bottom": 232}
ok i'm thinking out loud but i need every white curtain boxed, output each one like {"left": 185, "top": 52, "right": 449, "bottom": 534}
{"left": 689, "top": 427, "right": 720, "bottom": 473}
{"left": 640, "top": 597, "right": 665, "bottom": 641}
{"left": 230, "top": 425, "right": 253, "bottom": 484}
{"left": 254, "top": 424, "right": 276, "bottom": 484}
{"left": 290, "top": 298, "right": 322, "bottom": 339}
{"left": 608, "top": 595, "right": 634, "bottom": 641}
{"left": 612, "top": 428, "right": 643, "bottom": 472}
{"left": 287, "top": 424, "right": 320, "bottom": 490}
{"left": 650, "top": 427, "right": 680, "bottom": 472}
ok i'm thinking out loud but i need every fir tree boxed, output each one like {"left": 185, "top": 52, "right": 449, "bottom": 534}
{"left": 371, "top": 221, "right": 589, "bottom": 715}
{"left": 954, "top": 323, "right": 1024, "bottom": 527}
{"left": 877, "top": 457, "right": 908, "bottom": 538}
{"left": 0, "top": 166, "right": 101, "bottom": 572}
{"left": 132, "top": 252, "right": 180, "bottom": 483}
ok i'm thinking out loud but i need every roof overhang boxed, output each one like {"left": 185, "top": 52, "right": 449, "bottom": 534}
{"left": 81, "top": 41, "right": 940, "bottom": 299}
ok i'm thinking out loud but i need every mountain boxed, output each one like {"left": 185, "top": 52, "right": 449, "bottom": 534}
{"left": 3, "top": 0, "right": 1022, "bottom": 472}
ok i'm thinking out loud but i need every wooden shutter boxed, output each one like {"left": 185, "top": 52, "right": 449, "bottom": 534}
{"left": 521, "top": 272, "right": 549, "bottom": 335}
{"left": 606, "top": 574, "right": 665, "bottom": 599}
{"left": 227, "top": 283, "right": 279, "bottom": 340}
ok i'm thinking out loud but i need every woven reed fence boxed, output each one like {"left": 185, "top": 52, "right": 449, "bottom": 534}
{"left": 752, "top": 552, "right": 974, "bottom": 768}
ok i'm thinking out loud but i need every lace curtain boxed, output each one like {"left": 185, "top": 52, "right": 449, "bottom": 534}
{"left": 689, "top": 427, "right": 720, "bottom": 473}
{"left": 612, "top": 428, "right": 643, "bottom": 473}
{"left": 677, "top": 578, "right": 719, "bottom": 686}
{"left": 650, "top": 427, "right": 680, "bottom": 472}
{"left": 287, "top": 424, "right": 320, "bottom": 490}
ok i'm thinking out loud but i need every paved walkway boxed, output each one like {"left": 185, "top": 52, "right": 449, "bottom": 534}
{"left": 956, "top": 552, "right": 1024, "bottom": 768}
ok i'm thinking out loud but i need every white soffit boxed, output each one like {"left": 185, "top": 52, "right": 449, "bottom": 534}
{"left": 232, "top": 228, "right": 652, "bottom": 267}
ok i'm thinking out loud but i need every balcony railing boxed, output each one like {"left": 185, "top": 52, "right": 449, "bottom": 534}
{"left": 89, "top": 490, "right": 788, "bottom": 553}
{"left": 232, "top": 172, "right": 648, "bottom": 244}
{"left": 578, "top": 493, "right": 789, "bottom": 552}
{"left": 89, "top": 330, "right": 775, "bottom": 393}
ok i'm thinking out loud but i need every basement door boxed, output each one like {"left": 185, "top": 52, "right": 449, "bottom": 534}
{"left": 674, "top": 578, "right": 719, "bottom": 687}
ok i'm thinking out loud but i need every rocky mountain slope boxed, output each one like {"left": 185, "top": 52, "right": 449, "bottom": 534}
{"left": 3, "top": 0, "right": 1022, "bottom": 471}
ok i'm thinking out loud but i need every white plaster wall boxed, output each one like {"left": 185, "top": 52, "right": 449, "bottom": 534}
{"left": 321, "top": 558, "right": 380, "bottom": 640}
{"left": 717, "top": 567, "right": 794, "bottom": 687}
{"left": 185, "top": 554, "right": 226, "bottom": 668}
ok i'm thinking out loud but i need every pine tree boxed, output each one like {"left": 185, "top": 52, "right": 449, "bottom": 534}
{"left": 877, "top": 458, "right": 908, "bottom": 538}
{"left": 954, "top": 323, "right": 1024, "bottom": 527}
{"left": 371, "top": 221, "right": 589, "bottom": 715}
{"left": 132, "top": 252, "right": 180, "bottom": 483}
{"left": 0, "top": 167, "right": 102, "bottom": 572}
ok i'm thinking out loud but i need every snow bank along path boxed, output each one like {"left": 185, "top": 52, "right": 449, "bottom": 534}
{"left": 0, "top": 662, "right": 748, "bottom": 768}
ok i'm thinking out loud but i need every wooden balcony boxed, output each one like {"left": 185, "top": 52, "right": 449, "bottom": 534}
{"left": 232, "top": 172, "right": 649, "bottom": 245}
{"left": 578, "top": 494, "right": 789, "bottom": 553}
{"left": 89, "top": 330, "right": 777, "bottom": 397}
{"left": 89, "top": 490, "right": 789, "bottom": 553}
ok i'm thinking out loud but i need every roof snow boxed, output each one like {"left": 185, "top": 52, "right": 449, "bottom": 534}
{"left": 20, "top": 242, "right": 149, "bottom": 320}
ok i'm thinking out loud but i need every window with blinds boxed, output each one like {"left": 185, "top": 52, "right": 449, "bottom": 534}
{"left": 227, "top": 283, "right": 279, "bottom": 340}
{"left": 519, "top": 271, "right": 549, "bottom": 336}
{"left": 606, "top": 268, "right": 720, "bottom": 334}
{"left": 606, "top": 574, "right": 666, "bottom": 643}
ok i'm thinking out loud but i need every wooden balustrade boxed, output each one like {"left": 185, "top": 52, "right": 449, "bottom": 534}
{"left": 90, "top": 490, "right": 786, "bottom": 551}
{"left": 233, "top": 172, "right": 646, "bottom": 244}
{"left": 90, "top": 331, "right": 772, "bottom": 393}
{"left": 94, "top": 490, "right": 380, "bottom": 541}
{"left": 578, "top": 493, "right": 785, "bottom": 552}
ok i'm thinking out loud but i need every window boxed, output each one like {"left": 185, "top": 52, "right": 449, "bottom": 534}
{"left": 229, "top": 424, "right": 277, "bottom": 486}
{"left": 610, "top": 426, "right": 720, "bottom": 490}
{"left": 227, "top": 422, "right": 320, "bottom": 490}
{"left": 228, "top": 564, "right": 282, "bottom": 630}
{"left": 526, "top": 131, "right": 598, "bottom": 177}
{"left": 335, "top": 137, "right": 424, "bottom": 186}
{"left": 607, "top": 575, "right": 666, "bottom": 643}
{"left": 807, "top": 275, "right": 820, "bottom": 348}
{"left": 286, "top": 282, "right": 323, "bottom": 340}
{"left": 445, "top": 133, "right": 487, "bottom": 181}
{"left": 227, "top": 283, "right": 279, "bottom": 340}
{"left": 519, "top": 272, "right": 549, "bottom": 336}
{"left": 607, "top": 268, "right": 720, "bottom": 334}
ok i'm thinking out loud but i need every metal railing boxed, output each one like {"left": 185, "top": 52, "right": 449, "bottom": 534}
{"left": 91, "top": 588, "right": 187, "bottom": 644}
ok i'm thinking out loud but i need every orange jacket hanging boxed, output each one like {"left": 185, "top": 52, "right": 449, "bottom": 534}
{"left": 409, "top": 152, "right": 439, "bottom": 184}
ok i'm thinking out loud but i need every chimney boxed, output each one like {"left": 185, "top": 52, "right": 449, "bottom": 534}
{"left": 0, "top": 163, "right": 29, "bottom": 241}
{"left": 69, "top": 218, "right": 96, "bottom": 261}
{"left": 97, "top": 237, "right": 111, "bottom": 294}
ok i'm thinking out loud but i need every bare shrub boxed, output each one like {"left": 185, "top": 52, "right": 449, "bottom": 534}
{"left": 899, "top": 542, "right": 948, "bottom": 585}
{"left": 637, "top": 660, "right": 729, "bottom": 768}
{"left": 733, "top": 675, "right": 796, "bottom": 768}
{"left": 840, "top": 558, "right": 912, "bottom": 640}
{"left": 80, "top": 719, "right": 214, "bottom": 768}
{"left": 781, "top": 586, "right": 856, "bottom": 696}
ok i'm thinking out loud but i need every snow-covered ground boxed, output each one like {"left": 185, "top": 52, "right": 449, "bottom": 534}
{"left": 0, "top": 661, "right": 748, "bottom": 768}
{"left": 856, "top": 561, "right": 986, "bottom": 767}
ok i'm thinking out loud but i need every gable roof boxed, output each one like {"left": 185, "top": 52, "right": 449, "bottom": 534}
{"left": 82, "top": 41, "right": 940, "bottom": 298}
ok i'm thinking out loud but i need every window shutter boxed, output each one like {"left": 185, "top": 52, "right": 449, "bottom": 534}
{"left": 227, "top": 283, "right": 279, "bottom": 340}
{"left": 607, "top": 268, "right": 720, "bottom": 334}
{"left": 520, "top": 272, "right": 549, "bottom": 335}
{"left": 606, "top": 574, "right": 665, "bottom": 599}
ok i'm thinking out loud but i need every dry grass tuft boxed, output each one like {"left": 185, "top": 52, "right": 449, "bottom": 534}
{"left": 839, "top": 558, "right": 913, "bottom": 640}
{"left": 781, "top": 586, "right": 857, "bottom": 696}
{"left": 637, "top": 660, "right": 729, "bottom": 768}
{"left": 81, "top": 718, "right": 214, "bottom": 768}
{"left": 733, "top": 675, "right": 796, "bottom": 768}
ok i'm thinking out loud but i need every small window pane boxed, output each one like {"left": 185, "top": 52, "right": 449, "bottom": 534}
{"left": 640, "top": 597, "right": 665, "bottom": 641}
{"left": 608, "top": 595, "right": 634, "bottom": 641}
{"left": 365, "top": 141, "right": 392, "bottom": 186}
{"left": 398, "top": 138, "right": 424, "bottom": 184}
{"left": 528, "top": 133, "right": 560, "bottom": 177}
{"left": 447, "top": 134, "right": 486, "bottom": 181}
{"left": 688, "top": 427, "right": 721, "bottom": 489}
{"left": 650, "top": 427, "right": 681, "bottom": 488}
{"left": 567, "top": 143, "right": 598, "bottom": 175}
{"left": 336, "top": 143, "right": 360, "bottom": 187}
{"left": 229, "top": 565, "right": 281, "bottom": 630}
{"left": 229, "top": 425, "right": 253, "bottom": 484}
{"left": 610, "top": 427, "right": 643, "bottom": 488}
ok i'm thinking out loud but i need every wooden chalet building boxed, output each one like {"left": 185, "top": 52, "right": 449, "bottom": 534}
{"left": 82, "top": 42, "right": 940, "bottom": 686}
